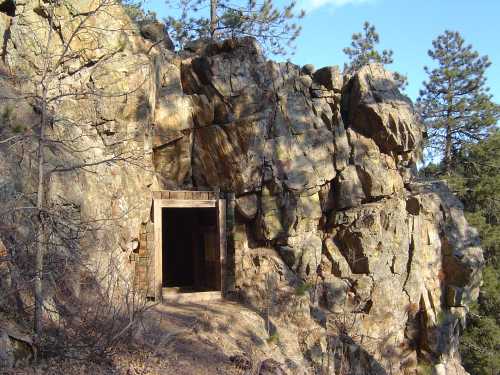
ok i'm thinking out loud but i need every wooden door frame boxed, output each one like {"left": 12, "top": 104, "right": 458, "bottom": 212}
{"left": 153, "top": 192, "right": 226, "bottom": 300}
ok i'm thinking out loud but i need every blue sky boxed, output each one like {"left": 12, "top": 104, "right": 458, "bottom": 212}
{"left": 144, "top": 0, "right": 500, "bottom": 102}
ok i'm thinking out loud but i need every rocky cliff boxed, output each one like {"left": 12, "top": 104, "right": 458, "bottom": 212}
{"left": 0, "top": 1, "right": 483, "bottom": 374}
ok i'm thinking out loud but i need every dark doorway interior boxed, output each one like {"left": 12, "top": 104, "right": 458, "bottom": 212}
{"left": 162, "top": 207, "right": 220, "bottom": 292}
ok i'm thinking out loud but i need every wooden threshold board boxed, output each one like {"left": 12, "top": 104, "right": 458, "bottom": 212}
{"left": 161, "top": 289, "right": 222, "bottom": 303}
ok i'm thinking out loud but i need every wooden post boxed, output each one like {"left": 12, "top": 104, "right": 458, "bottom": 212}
{"left": 226, "top": 193, "right": 236, "bottom": 292}
{"left": 153, "top": 199, "right": 163, "bottom": 301}
{"left": 217, "top": 197, "right": 226, "bottom": 294}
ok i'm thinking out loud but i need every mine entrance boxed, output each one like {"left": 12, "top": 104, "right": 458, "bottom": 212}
{"left": 162, "top": 207, "right": 220, "bottom": 292}
{"left": 153, "top": 191, "right": 226, "bottom": 301}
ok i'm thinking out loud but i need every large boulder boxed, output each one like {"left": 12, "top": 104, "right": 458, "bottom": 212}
{"left": 345, "top": 64, "right": 424, "bottom": 156}
{"left": 0, "top": 319, "right": 33, "bottom": 369}
{"left": 312, "top": 65, "right": 343, "bottom": 92}
{"left": 139, "top": 21, "right": 174, "bottom": 51}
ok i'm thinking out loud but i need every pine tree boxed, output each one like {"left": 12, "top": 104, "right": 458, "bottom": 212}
{"left": 343, "top": 21, "right": 394, "bottom": 73}
{"left": 417, "top": 31, "right": 499, "bottom": 173}
{"left": 343, "top": 21, "right": 406, "bottom": 87}
{"left": 119, "top": 0, "right": 157, "bottom": 23}
{"left": 440, "top": 130, "right": 500, "bottom": 375}
{"left": 164, "top": 0, "right": 304, "bottom": 55}
{"left": 420, "top": 130, "right": 500, "bottom": 375}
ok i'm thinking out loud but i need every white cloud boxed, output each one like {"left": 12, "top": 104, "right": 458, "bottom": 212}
{"left": 301, "top": 0, "right": 372, "bottom": 12}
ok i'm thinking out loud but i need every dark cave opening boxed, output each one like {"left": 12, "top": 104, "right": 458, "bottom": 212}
{"left": 0, "top": 0, "right": 15, "bottom": 17}
{"left": 162, "top": 207, "right": 220, "bottom": 292}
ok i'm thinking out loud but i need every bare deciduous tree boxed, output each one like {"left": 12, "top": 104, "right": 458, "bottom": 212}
{"left": 0, "top": 0, "right": 156, "bottom": 358}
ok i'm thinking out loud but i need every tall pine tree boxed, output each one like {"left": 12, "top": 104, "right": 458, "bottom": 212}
{"left": 439, "top": 130, "right": 500, "bottom": 375}
{"left": 164, "top": 0, "right": 304, "bottom": 55}
{"left": 343, "top": 21, "right": 394, "bottom": 73}
{"left": 417, "top": 31, "right": 499, "bottom": 173}
{"left": 119, "top": 0, "right": 157, "bottom": 23}
{"left": 343, "top": 21, "right": 406, "bottom": 86}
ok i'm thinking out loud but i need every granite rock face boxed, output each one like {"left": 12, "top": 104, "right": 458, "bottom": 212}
{"left": 0, "top": 2, "right": 483, "bottom": 374}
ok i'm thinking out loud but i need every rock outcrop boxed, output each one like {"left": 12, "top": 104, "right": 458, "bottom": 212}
{"left": 0, "top": 1, "right": 483, "bottom": 374}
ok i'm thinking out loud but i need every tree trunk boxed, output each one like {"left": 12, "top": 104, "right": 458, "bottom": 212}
{"left": 210, "top": 0, "right": 217, "bottom": 39}
{"left": 34, "top": 4, "right": 54, "bottom": 343}
{"left": 34, "top": 85, "right": 47, "bottom": 338}
{"left": 444, "top": 77, "right": 454, "bottom": 174}
{"left": 444, "top": 122, "right": 452, "bottom": 174}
